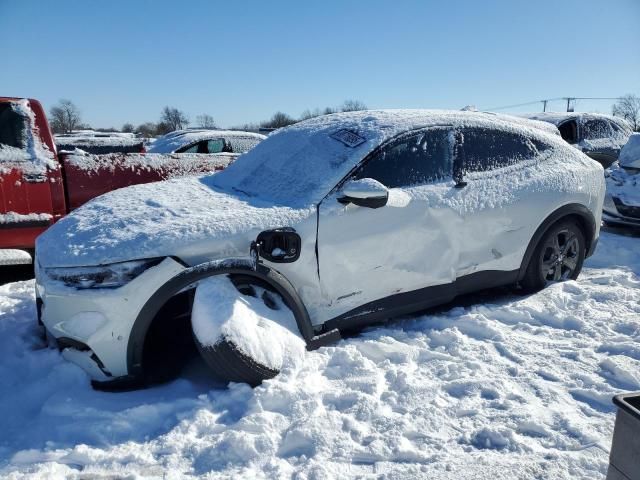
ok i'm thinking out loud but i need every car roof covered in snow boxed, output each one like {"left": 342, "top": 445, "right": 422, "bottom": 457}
{"left": 519, "top": 112, "right": 632, "bottom": 130}
{"left": 211, "top": 109, "right": 566, "bottom": 207}
{"left": 148, "top": 130, "right": 266, "bottom": 153}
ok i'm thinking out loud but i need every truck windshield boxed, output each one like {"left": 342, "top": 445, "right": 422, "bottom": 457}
{"left": 0, "top": 103, "right": 28, "bottom": 150}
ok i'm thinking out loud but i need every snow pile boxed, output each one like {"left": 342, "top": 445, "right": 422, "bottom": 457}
{"left": 55, "top": 136, "right": 142, "bottom": 148}
{"left": 192, "top": 276, "right": 305, "bottom": 370}
{"left": 55, "top": 135, "right": 144, "bottom": 155}
{"left": 56, "top": 130, "right": 136, "bottom": 139}
{"left": 148, "top": 131, "right": 265, "bottom": 154}
{"left": 64, "top": 151, "right": 236, "bottom": 175}
{"left": 619, "top": 133, "right": 640, "bottom": 169}
{"left": 2, "top": 231, "right": 640, "bottom": 478}
{"left": 0, "top": 212, "right": 52, "bottom": 225}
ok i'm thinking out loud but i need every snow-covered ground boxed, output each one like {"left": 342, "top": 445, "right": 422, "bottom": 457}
{"left": 1, "top": 230, "right": 638, "bottom": 479}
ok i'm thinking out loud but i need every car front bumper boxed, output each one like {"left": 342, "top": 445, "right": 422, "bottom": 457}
{"left": 36, "top": 257, "right": 186, "bottom": 383}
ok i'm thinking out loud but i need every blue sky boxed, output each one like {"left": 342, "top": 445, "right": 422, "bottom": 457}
{"left": 1, "top": 0, "right": 638, "bottom": 128}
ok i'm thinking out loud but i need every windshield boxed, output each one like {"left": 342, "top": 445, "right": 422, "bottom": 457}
{"left": 209, "top": 124, "right": 381, "bottom": 207}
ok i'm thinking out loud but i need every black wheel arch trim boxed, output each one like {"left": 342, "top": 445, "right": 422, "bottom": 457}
{"left": 126, "top": 258, "right": 339, "bottom": 382}
{"left": 517, "top": 203, "right": 597, "bottom": 282}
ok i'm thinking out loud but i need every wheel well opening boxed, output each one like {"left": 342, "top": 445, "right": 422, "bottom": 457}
{"left": 141, "top": 288, "right": 198, "bottom": 385}
{"left": 561, "top": 213, "right": 593, "bottom": 253}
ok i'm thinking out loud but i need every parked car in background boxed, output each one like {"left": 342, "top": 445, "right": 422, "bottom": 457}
{"left": 518, "top": 112, "right": 632, "bottom": 168}
{"left": 147, "top": 130, "right": 265, "bottom": 154}
{"left": 603, "top": 133, "right": 640, "bottom": 228}
{"left": 55, "top": 131, "right": 146, "bottom": 154}
{"left": 0, "top": 97, "right": 238, "bottom": 266}
{"left": 35, "top": 109, "right": 605, "bottom": 390}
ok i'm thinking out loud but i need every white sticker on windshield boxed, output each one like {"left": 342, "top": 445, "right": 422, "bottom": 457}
{"left": 330, "top": 129, "right": 365, "bottom": 148}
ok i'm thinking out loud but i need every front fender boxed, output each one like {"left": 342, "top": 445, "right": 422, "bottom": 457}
{"left": 125, "top": 258, "right": 337, "bottom": 383}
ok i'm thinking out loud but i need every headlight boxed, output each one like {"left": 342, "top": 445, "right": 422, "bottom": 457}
{"left": 603, "top": 194, "right": 617, "bottom": 213}
{"left": 46, "top": 258, "right": 162, "bottom": 289}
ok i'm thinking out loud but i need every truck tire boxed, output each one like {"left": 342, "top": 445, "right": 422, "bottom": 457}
{"left": 520, "top": 219, "right": 586, "bottom": 293}
{"left": 192, "top": 275, "right": 287, "bottom": 387}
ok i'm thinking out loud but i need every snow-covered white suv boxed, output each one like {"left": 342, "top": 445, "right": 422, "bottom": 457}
{"left": 35, "top": 110, "right": 605, "bottom": 389}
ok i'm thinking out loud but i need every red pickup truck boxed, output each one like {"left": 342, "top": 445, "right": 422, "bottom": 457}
{"left": 0, "top": 97, "right": 238, "bottom": 266}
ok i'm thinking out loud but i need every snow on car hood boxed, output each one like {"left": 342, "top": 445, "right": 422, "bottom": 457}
{"left": 36, "top": 175, "right": 315, "bottom": 268}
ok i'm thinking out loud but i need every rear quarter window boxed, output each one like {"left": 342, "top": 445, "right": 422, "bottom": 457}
{"left": 581, "top": 119, "right": 612, "bottom": 140}
{"left": 461, "top": 128, "right": 541, "bottom": 172}
{"left": 227, "top": 136, "right": 261, "bottom": 154}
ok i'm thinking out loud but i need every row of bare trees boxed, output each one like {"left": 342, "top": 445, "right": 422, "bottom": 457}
{"left": 48, "top": 98, "right": 368, "bottom": 135}
{"left": 239, "top": 99, "right": 368, "bottom": 130}
{"left": 48, "top": 94, "right": 640, "bottom": 136}
{"left": 48, "top": 101, "right": 218, "bottom": 135}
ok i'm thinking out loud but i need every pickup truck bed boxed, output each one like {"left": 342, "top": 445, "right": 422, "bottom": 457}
{"left": 0, "top": 97, "right": 240, "bottom": 265}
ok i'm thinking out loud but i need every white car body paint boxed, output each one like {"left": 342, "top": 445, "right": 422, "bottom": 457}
{"left": 35, "top": 110, "right": 605, "bottom": 382}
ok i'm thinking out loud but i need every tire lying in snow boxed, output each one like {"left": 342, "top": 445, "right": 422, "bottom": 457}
{"left": 191, "top": 274, "right": 306, "bottom": 386}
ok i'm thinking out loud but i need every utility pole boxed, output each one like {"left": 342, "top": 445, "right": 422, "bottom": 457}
{"left": 542, "top": 100, "right": 548, "bottom": 112}
{"left": 565, "top": 97, "right": 575, "bottom": 112}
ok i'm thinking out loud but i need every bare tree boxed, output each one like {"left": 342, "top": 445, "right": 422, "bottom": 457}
{"left": 121, "top": 123, "right": 135, "bottom": 133}
{"left": 323, "top": 106, "right": 337, "bottom": 115}
{"left": 300, "top": 108, "right": 322, "bottom": 121}
{"left": 260, "top": 111, "right": 296, "bottom": 129}
{"left": 341, "top": 99, "right": 367, "bottom": 112}
{"left": 612, "top": 94, "right": 640, "bottom": 131}
{"left": 196, "top": 114, "right": 217, "bottom": 129}
{"left": 160, "top": 106, "right": 189, "bottom": 132}
{"left": 136, "top": 122, "right": 158, "bottom": 137}
{"left": 49, "top": 99, "right": 82, "bottom": 134}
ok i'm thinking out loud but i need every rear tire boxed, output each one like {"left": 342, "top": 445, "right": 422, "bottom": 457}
{"left": 193, "top": 275, "right": 282, "bottom": 387}
{"left": 520, "top": 220, "right": 585, "bottom": 293}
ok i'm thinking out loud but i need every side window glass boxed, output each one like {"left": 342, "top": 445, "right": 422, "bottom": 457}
{"left": 0, "top": 103, "right": 28, "bottom": 152}
{"left": 353, "top": 128, "right": 453, "bottom": 188}
{"left": 207, "top": 139, "right": 224, "bottom": 153}
{"left": 180, "top": 143, "right": 199, "bottom": 153}
{"left": 582, "top": 119, "right": 612, "bottom": 140}
{"left": 461, "top": 128, "right": 537, "bottom": 172}
{"left": 558, "top": 120, "right": 578, "bottom": 144}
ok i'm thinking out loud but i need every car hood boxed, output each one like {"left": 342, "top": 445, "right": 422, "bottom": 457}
{"left": 36, "top": 175, "right": 315, "bottom": 268}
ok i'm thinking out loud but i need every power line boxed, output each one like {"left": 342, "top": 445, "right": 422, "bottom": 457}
{"left": 485, "top": 96, "right": 622, "bottom": 113}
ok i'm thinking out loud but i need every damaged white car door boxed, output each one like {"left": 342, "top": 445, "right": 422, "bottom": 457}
{"left": 456, "top": 128, "right": 559, "bottom": 278}
{"left": 316, "top": 127, "right": 462, "bottom": 322}
{"left": 452, "top": 127, "right": 549, "bottom": 277}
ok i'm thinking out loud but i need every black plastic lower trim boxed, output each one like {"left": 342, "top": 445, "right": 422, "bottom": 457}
{"left": 323, "top": 269, "right": 519, "bottom": 333}
{"left": 0, "top": 219, "right": 51, "bottom": 229}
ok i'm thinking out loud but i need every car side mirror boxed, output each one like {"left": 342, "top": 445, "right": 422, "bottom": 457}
{"left": 338, "top": 178, "right": 389, "bottom": 209}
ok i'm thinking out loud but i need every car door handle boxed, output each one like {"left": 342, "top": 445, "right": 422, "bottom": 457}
{"left": 23, "top": 173, "right": 48, "bottom": 183}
